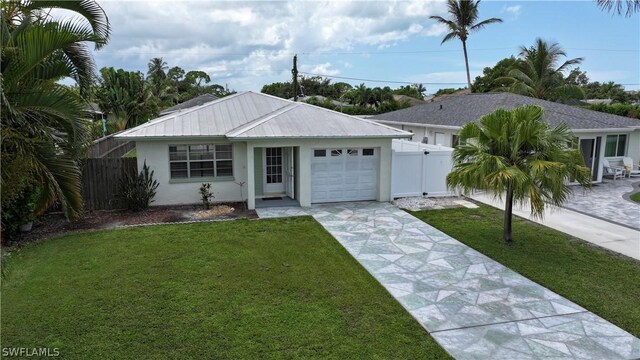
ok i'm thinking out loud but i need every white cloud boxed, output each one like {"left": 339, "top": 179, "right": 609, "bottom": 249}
{"left": 423, "top": 23, "right": 448, "bottom": 37}
{"left": 305, "top": 62, "right": 340, "bottom": 76}
{"left": 91, "top": 0, "right": 447, "bottom": 90}
{"left": 501, "top": 5, "right": 522, "bottom": 20}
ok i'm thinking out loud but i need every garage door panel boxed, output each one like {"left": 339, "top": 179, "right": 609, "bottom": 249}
{"left": 311, "top": 148, "right": 378, "bottom": 203}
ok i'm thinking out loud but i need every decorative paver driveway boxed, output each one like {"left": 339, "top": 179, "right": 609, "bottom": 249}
{"left": 564, "top": 179, "right": 640, "bottom": 230}
{"left": 257, "top": 202, "right": 640, "bottom": 359}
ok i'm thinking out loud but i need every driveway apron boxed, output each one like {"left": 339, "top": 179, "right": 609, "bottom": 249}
{"left": 257, "top": 202, "right": 640, "bottom": 359}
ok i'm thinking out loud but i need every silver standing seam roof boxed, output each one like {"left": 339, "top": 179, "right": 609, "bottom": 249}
{"left": 115, "top": 91, "right": 411, "bottom": 140}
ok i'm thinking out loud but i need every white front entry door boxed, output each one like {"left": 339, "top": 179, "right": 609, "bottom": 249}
{"left": 283, "top": 147, "right": 295, "bottom": 198}
{"left": 311, "top": 148, "right": 378, "bottom": 203}
{"left": 264, "top": 147, "right": 284, "bottom": 194}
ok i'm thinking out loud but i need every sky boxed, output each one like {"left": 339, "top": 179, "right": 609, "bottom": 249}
{"left": 86, "top": 0, "right": 640, "bottom": 94}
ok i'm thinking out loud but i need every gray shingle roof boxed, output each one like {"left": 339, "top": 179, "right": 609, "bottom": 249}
{"left": 370, "top": 93, "right": 640, "bottom": 131}
{"left": 115, "top": 91, "right": 411, "bottom": 140}
{"left": 159, "top": 94, "right": 219, "bottom": 115}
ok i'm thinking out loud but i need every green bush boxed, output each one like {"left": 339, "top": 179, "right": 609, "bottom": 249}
{"left": 119, "top": 162, "right": 159, "bottom": 211}
{"left": 583, "top": 104, "right": 640, "bottom": 119}
{"left": 1, "top": 187, "right": 40, "bottom": 241}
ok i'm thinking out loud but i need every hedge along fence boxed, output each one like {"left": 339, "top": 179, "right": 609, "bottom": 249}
{"left": 81, "top": 158, "right": 138, "bottom": 210}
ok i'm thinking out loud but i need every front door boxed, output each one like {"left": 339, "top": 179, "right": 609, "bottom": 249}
{"left": 264, "top": 147, "right": 284, "bottom": 194}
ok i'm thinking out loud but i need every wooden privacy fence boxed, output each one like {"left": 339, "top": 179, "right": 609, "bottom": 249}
{"left": 81, "top": 158, "right": 138, "bottom": 210}
{"left": 88, "top": 132, "right": 135, "bottom": 158}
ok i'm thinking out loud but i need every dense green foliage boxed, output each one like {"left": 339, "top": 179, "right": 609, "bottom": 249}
{"left": 430, "top": 0, "right": 502, "bottom": 89}
{"left": 1, "top": 0, "right": 110, "bottom": 224}
{"left": 1, "top": 218, "right": 451, "bottom": 359}
{"left": 118, "top": 162, "right": 159, "bottom": 211}
{"left": 471, "top": 56, "right": 519, "bottom": 93}
{"left": 433, "top": 87, "right": 466, "bottom": 97}
{"left": 582, "top": 103, "right": 640, "bottom": 119}
{"left": 95, "top": 67, "right": 154, "bottom": 130}
{"left": 262, "top": 76, "right": 419, "bottom": 114}
{"left": 448, "top": 105, "right": 591, "bottom": 242}
{"left": 498, "top": 39, "right": 585, "bottom": 101}
{"left": 411, "top": 205, "right": 640, "bottom": 337}
{"left": 93, "top": 58, "right": 234, "bottom": 135}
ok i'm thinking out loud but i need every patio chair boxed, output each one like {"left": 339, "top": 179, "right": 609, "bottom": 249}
{"left": 603, "top": 159, "right": 624, "bottom": 180}
{"left": 623, "top": 157, "right": 640, "bottom": 178}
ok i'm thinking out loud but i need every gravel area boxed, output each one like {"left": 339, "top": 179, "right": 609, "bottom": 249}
{"left": 392, "top": 196, "right": 476, "bottom": 211}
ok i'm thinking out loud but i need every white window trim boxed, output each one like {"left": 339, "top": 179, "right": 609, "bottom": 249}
{"left": 604, "top": 134, "right": 627, "bottom": 158}
{"left": 168, "top": 144, "right": 234, "bottom": 182}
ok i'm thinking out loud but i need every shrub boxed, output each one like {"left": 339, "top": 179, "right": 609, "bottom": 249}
{"left": 199, "top": 183, "right": 214, "bottom": 209}
{"left": 1, "top": 187, "right": 40, "bottom": 241}
{"left": 119, "top": 162, "right": 159, "bottom": 211}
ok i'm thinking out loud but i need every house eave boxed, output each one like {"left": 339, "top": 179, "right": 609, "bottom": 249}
{"left": 373, "top": 119, "right": 463, "bottom": 130}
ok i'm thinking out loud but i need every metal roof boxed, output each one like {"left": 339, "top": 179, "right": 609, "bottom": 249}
{"left": 116, "top": 91, "right": 411, "bottom": 140}
{"left": 370, "top": 93, "right": 640, "bottom": 131}
{"left": 159, "top": 94, "right": 219, "bottom": 115}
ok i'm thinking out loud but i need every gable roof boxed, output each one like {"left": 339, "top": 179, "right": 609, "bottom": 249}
{"left": 370, "top": 92, "right": 640, "bottom": 131}
{"left": 159, "top": 94, "right": 220, "bottom": 116}
{"left": 115, "top": 91, "right": 410, "bottom": 140}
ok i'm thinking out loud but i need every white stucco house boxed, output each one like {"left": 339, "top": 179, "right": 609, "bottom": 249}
{"left": 370, "top": 93, "right": 640, "bottom": 183}
{"left": 115, "top": 91, "right": 411, "bottom": 210}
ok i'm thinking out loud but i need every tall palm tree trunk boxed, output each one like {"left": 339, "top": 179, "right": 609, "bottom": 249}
{"left": 503, "top": 184, "right": 514, "bottom": 243}
{"left": 462, "top": 40, "right": 472, "bottom": 90}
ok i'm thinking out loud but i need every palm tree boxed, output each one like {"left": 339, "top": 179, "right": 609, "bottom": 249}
{"left": 430, "top": 0, "right": 502, "bottom": 90}
{"left": 499, "top": 39, "right": 584, "bottom": 101}
{"left": 597, "top": 0, "right": 640, "bottom": 16}
{"left": 1, "top": 0, "right": 110, "bottom": 218}
{"left": 447, "top": 105, "right": 591, "bottom": 242}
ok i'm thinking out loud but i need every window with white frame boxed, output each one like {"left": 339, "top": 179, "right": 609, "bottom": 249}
{"left": 169, "top": 144, "right": 233, "bottom": 179}
{"left": 604, "top": 134, "right": 627, "bottom": 157}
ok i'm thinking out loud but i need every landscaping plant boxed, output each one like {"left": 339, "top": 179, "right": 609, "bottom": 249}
{"left": 199, "top": 183, "right": 214, "bottom": 209}
{"left": 447, "top": 105, "right": 591, "bottom": 242}
{"left": 119, "top": 162, "right": 159, "bottom": 211}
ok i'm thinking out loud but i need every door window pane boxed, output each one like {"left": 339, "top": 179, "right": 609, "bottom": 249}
{"left": 314, "top": 149, "right": 326, "bottom": 157}
{"left": 362, "top": 148, "right": 374, "bottom": 156}
{"left": 604, "top": 135, "right": 617, "bottom": 157}
{"left": 617, "top": 135, "right": 627, "bottom": 156}
{"left": 331, "top": 149, "right": 343, "bottom": 156}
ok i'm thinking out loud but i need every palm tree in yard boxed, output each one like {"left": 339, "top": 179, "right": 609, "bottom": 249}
{"left": 500, "top": 38, "right": 585, "bottom": 101}
{"left": 447, "top": 105, "right": 591, "bottom": 243}
{"left": 430, "top": 0, "right": 502, "bottom": 90}
{"left": 1, "top": 0, "right": 110, "bottom": 218}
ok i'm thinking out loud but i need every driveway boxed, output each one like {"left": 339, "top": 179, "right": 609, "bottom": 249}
{"left": 563, "top": 178, "right": 640, "bottom": 230}
{"left": 257, "top": 202, "right": 640, "bottom": 360}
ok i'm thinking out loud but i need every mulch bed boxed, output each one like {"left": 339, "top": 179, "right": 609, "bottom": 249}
{"left": 10, "top": 202, "right": 257, "bottom": 245}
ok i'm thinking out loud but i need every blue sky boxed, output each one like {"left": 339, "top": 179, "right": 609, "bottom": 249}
{"left": 91, "top": 1, "right": 640, "bottom": 94}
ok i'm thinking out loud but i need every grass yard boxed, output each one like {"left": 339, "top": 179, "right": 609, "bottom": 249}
{"left": 1, "top": 217, "right": 451, "bottom": 359}
{"left": 410, "top": 204, "right": 640, "bottom": 337}
{"left": 631, "top": 191, "right": 640, "bottom": 203}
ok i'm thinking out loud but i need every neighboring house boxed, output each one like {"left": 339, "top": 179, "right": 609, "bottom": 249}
{"left": 115, "top": 91, "right": 411, "bottom": 209}
{"left": 86, "top": 102, "right": 103, "bottom": 122}
{"left": 370, "top": 92, "right": 640, "bottom": 183}
{"left": 584, "top": 99, "right": 614, "bottom": 105}
{"left": 159, "top": 94, "right": 219, "bottom": 116}
{"left": 290, "top": 95, "right": 353, "bottom": 108}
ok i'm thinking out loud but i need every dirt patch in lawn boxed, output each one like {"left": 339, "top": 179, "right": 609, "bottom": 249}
{"left": 10, "top": 202, "right": 257, "bottom": 245}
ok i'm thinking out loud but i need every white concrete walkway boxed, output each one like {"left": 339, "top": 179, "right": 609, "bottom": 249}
{"left": 257, "top": 202, "right": 640, "bottom": 359}
{"left": 470, "top": 193, "right": 640, "bottom": 261}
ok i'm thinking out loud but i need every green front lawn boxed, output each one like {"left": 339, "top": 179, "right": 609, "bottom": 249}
{"left": 410, "top": 204, "right": 640, "bottom": 337}
{"left": 630, "top": 191, "right": 640, "bottom": 203}
{"left": 1, "top": 217, "right": 450, "bottom": 359}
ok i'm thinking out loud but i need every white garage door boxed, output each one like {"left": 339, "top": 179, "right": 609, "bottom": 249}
{"left": 311, "top": 148, "right": 378, "bottom": 203}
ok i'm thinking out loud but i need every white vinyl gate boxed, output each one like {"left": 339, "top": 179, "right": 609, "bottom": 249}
{"left": 391, "top": 139, "right": 454, "bottom": 198}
